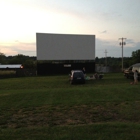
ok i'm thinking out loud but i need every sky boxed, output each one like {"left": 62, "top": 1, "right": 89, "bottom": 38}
{"left": 0, "top": 0, "right": 140, "bottom": 58}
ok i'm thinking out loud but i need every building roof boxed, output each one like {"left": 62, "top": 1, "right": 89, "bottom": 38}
{"left": 0, "top": 64, "right": 23, "bottom": 69}
{"left": 133, "top": 63, "right": 140, "bottom": 66}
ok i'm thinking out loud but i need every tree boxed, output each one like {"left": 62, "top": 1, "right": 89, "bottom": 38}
{"left": 0, "top": 52, "right": 7, "bottom": 64}
{"left": 23, "top": 60, "right": 36, "bottom": 68}
{"left": 131, "top": 49, "right": 140, "bottom": 64}
{"left": 95, "top": 57, "right": 99, "bottom": 63}
{"left": 9, "top": 54, "right": 30, "bottom": 64}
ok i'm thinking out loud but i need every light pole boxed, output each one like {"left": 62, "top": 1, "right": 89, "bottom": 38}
{"left": 119, "top": 37, "right": 126, "bottom": 72}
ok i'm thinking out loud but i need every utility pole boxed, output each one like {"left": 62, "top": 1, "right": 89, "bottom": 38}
{"left": 104, "top": 49, "right": 108, "bottom": 66}
{"left": 119, "top": 37, "right": 126, "bottom": 72}
{"left": 104, "top": 49, "right": 108, "bottom": 72}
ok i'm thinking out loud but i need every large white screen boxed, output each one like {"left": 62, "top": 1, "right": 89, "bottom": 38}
{"left": 36, "top": 33, "right": 95, "bottom": 60}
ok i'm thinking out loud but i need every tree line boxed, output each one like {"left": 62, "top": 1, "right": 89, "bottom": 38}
{"left": 96, "top": 49, "right": 140, "bottom": 69}
{"left": 0, "top": 49, "right": 140, "bottom": 69}
{"left": 0, "top": 53, "right": 36, "bottom": 68}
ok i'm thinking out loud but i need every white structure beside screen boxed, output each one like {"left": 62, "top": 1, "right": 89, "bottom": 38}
{"left": 36, "top": 33, "right": 95, "bottom": 60}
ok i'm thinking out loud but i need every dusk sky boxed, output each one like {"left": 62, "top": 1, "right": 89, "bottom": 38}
{"left": 0, "top": 0, "right": 140, "bottom": 58}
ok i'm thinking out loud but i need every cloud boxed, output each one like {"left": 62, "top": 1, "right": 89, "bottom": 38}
{"left": 96, "top": 38, "right": 140, "bottom": 58}
{"left": 96, "top": 38, "right": 120, "bottom": 58}
{"left": 126, "top": 39, "right": 136, "bottom": 45}
{"left": 100, "top": 30, "right": 107, "bottom": 34}
{"left": 129, "top": 42, "right": 140, "bottom": 51}
{"left": 1, "top": 38, "right": 140, "bottom": 58}
{"left": 1, "top": 42, "right": 36, "bottom": 56}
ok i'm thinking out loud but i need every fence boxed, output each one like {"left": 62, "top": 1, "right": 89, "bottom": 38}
{"left": 95, "top": 66, "right": 121, "bottom": 73}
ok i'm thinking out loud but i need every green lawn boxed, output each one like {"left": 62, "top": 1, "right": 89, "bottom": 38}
{"left": 0, "top": 73, "right": 140, "bottom": 140}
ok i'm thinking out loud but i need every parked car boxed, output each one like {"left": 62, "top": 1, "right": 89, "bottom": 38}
{"left": 69, "top": 70, "right": 85, "bottom": 84}
{"left": 124, "top": 63, "right": 140, "bottom": 79}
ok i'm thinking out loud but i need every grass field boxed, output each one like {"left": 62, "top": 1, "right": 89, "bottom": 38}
{"left": 0, "top": 73, "right": 140, "bottom": 140}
